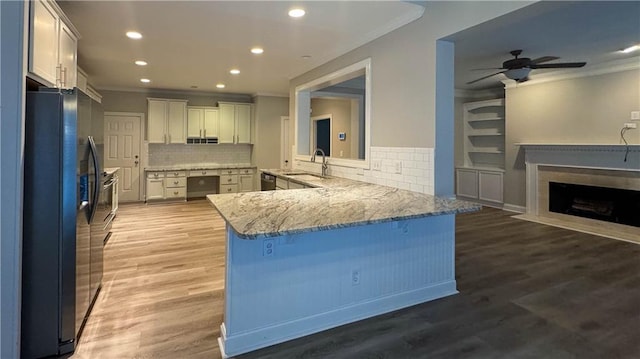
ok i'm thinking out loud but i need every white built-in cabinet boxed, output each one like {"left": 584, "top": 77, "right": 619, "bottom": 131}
{"left": 147, "top": 98, "right": 188, "bottom": 144}
{"left": 28, "top": 0, "right": 79, "bottom": 89}
{"left": 218, "top": 102, "right": 252, "bottom": 144}
{"left": 456, "top": 98, "right": 505, "bottom": 206}
{"left": 187, "top": 107, "right": 219, "bottom": 139}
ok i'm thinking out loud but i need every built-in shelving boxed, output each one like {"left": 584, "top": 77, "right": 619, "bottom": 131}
{"left": 456, "top": 98, "right": 505, "bottom": 206}
{"left": 462, "top": 98, "right": 505, "bottom": 170}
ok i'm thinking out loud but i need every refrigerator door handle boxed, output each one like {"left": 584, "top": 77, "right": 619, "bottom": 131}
{"left": 88, "top": 136, "right": 100, "bottom": 222}
{"left": 78, "top": 201, "right": 89, "bottom": 211}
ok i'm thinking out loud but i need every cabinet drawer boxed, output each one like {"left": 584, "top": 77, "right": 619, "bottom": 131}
{"left": 275, "top": 177, "right": 288, "bottom": 189}
{"left": 166, "top": 170, "right": 186, "bottom": 178}
{"left": 221, "top": 168, "right": 239, "bottom": 175}
{"left": 239, "top": 168, "right": 255, "bottom": 175}
{"left": 220, "top": 184, "right": 238, "bottom": 194}
{"left": 189, "top": 169, "right": 219, "bottom": 177}
{"left": 147, "top": 171, "right": 164, "bottom": 179}
{"left": 220, "top": 174, "right": 238, "bottom": 184}
{"left": 165, "top": 187, "right": 186, "bottom": 198}
{"left": 165, "top": 177, "right": 186, "bottom": 188}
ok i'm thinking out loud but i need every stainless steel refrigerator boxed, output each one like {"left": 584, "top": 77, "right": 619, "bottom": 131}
{"left": 22, "top": 88, "right": 105, "bottom": 358}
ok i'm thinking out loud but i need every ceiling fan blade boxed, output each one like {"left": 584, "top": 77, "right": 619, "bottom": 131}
{"left": 530, "top": 62, "right": 586, "bottom": 69}
{"left": 530, "top": 56, "right": 560, "bottom": 64}
{"left": 466, "top": 70, "right": 506, "bottom": 85}
{"left": 470, "top": 67, "right": 505, "bottom": 71}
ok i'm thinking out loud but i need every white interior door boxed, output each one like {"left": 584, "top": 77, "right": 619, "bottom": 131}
{"left": 104, "top": 113, "right": 142, "bottom": 202}
{"left": 281, "top": 116, "right": 290, "bottom": 170}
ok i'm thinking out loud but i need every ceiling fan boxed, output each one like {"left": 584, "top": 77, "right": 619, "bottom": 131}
{"left": 467, "top": 50, "right": 586, "bottom": 85}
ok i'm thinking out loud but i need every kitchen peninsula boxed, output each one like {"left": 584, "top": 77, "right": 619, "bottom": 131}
{"left": 208, "top": 170, "right": 480, "bottom": 357}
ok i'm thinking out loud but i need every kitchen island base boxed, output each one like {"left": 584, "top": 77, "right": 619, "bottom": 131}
{"left": 219, "top": 214, "right": 457, "bottom": 357}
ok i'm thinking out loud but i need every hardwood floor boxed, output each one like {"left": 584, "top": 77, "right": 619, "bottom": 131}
{"left": 73, "top": 201, "right": 640, "bottom": 358}
{"left": 71, "top": 200, "right": 225, "bottom": 359}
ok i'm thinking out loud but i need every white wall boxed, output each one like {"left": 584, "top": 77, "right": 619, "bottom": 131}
{"left": 504, "top": 68, "right": 640, "bottom": 207}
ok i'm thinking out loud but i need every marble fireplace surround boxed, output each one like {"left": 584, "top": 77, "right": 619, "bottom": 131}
{"left": 516, "top": 144, "right": 640, "bottom": 244}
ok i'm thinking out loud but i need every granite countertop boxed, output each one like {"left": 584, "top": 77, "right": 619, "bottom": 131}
{"left": 145, "top": 163, "right": 256, "bottom": 171}
{"left": 104, "top": 167, "right": 119, "bottom": 176}
{"left": 207, "top": 169, "right": 481, "bottom": 239}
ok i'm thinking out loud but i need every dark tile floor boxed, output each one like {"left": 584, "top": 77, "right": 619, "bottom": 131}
{"left": 240, "top": 207, "right": 640, "bottom": 358}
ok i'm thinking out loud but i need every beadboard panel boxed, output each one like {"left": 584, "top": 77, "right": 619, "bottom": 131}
{"left": 221, "top": 214, "right": 456, "bottom": 356}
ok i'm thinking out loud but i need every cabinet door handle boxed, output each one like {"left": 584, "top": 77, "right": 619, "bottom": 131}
{"left": 227, "top": 178, "right": 232, "bottom": 182}
{"left": 200, "top": 129, "right": 202, "bottom": 138}
{"left": 62, "top": 67, "right": 67, "bottom": 87}
{"left": 174, "top": 172, "right": 179, "bottom": 176}
{"left": 174, "top": 181, "right": 179, "bottom": 185}
{"left": 202, "top": 171, "right": 207, "bottom": 175}
{"left": 174, "top": 191, "right": 179, "bottom": 195}
{"left": 227, "top": 188, "right": 232, "bottom": 192}
{"left": 204, "top": 129, "right": 207, "bottom": 138}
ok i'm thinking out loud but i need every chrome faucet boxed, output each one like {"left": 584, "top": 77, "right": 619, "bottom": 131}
{"left": 311, "top": 148, "right": 328, "bottom": 177}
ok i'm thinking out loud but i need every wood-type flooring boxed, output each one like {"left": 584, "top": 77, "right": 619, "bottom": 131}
{"left": 72, "top": 200, "right": 640, "bottom": 358}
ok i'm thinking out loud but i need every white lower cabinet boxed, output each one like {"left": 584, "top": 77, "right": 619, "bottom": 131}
{"left": 456, "top": 168, "right": 503, "bottom": 204}
{"left": 146, "top": 178, "right": 164, "bottom": 201}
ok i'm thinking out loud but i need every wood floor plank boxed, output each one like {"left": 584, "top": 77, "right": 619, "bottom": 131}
{"left": 72, "top": 203, "right": 640, "bottom": 358}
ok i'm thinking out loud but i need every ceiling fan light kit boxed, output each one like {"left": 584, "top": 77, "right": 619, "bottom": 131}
{"left": 467, "top": 49, "right": 586, "bottom": 85}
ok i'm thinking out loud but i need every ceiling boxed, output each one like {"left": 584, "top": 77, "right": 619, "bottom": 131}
{"left": 448, "top": 1, "right": 640, "bottom": 91}
{"left": 58, "top": 1, "right": 424, "bottom": 96}
{"left": 57, "top": 1, "right": 640, "bottom": 96}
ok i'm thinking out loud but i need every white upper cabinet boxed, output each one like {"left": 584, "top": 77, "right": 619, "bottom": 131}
{"left": 187, "top": 107, "right": 219, "bottom": 139}
{"left": 29, "top": 0, "right": 79, "bottom": 89}
{"left": 148, "top": 98, "right": 188, "bottom": 144}
{"left": 218, "top": 102, "right": 252, "bottom": 144}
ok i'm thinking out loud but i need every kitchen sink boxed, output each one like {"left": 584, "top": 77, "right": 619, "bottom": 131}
{"left": 287, "top": 173, "right": 327, "bottom": 181}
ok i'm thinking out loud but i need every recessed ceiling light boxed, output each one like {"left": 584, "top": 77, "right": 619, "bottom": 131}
{"left": 288, "top": 8, "right": 305, "bottom": 18}
{"left": 126, "top": 31, "right": 142, "bottom": 39}
{"left": 140, "top": 78, "right": 151, "bottom": 83}
{"left": 301, "top": 55, "right": 311, "bottom": 60}
{"left": 251, "top": 47, "right": 264, "bottom": 55}
{"left": 216, "top": 83, "right": 226, "bottom": 89}
{"left": 230, "top": 69, "right": 240, "bottom": 75}
{"left": 620, "top": 44, "right": 640, "bottom": 54}
{"left": 134, "top": 60, "right": 147, "bottom": 66}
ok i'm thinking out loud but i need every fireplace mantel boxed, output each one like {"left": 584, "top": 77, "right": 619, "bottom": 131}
{"left": 516, "top": 143, "right": 639, "bottom": 244}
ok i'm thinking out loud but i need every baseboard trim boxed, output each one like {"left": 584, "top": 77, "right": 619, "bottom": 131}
{"left": 502, "top": 203, "right": 525, "bottom": 213}
{"left": 220, "top": 281, "right": 458, "bottom": 357}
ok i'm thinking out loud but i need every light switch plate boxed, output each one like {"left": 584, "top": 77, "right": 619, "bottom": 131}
{"left": 631, "top": 111, "right": 640, "bottom": 121}
{"left": 394, "top": 161, "right": 402, "bottom": 174}
{"left": 372, "top": 160, "right": 382, "bottom": 171}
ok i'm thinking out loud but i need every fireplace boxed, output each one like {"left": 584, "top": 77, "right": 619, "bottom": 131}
{"left": 549, "top": 182, "right": 640, "bottom": 227}
{"left": 517, "top": 144, "right": 640, "bottom": 243}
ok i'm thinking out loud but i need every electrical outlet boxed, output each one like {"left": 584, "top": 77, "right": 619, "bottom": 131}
{"left": 351, "top": 269, "right": 360, "bottom": 285}
{"left": 372, "top": 160, "right": 382, "bottom": 171}
{"left": 394, "top": 161, "right": 402, "bottom": 174}
{"left": 263, "top": 239, "right": 275, "bottom": 256}
{"left": 631, "top": 111, "right": 640, "bottom": 121}
{"left": 624, "top": 123, "right": 637, "bottom": 129}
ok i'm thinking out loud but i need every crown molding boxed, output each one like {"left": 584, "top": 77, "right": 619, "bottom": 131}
{"left": 503, "top": 57, "right": 640, "bottom": 89}
{"left": 252, "top": 92, "right": 290, "bottom": 98}
{"left": 96, "top": 85, "right": 253, "bottom": 100}
{"left": 454, "top": 87, "right": 504, "bottom": 99}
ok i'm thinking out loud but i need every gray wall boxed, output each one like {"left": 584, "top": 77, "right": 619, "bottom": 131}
{"left": 1, "top": 1, "right": 26, "bottom": 357}
{"left": 504, "top": 68, "right": 640, "bottom": 208}
{"left": 252, "top": 95, "right": 289, "bottom": 170}
{"left": 289, "top": 2, "right": 531, "bottom": 149}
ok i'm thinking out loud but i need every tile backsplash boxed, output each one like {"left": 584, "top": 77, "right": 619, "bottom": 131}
{"left": 148, "top": 144, "right": 251, "bottom": 167}
{"left": 295, "top": 146, "right": 435, "bottom": 195}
